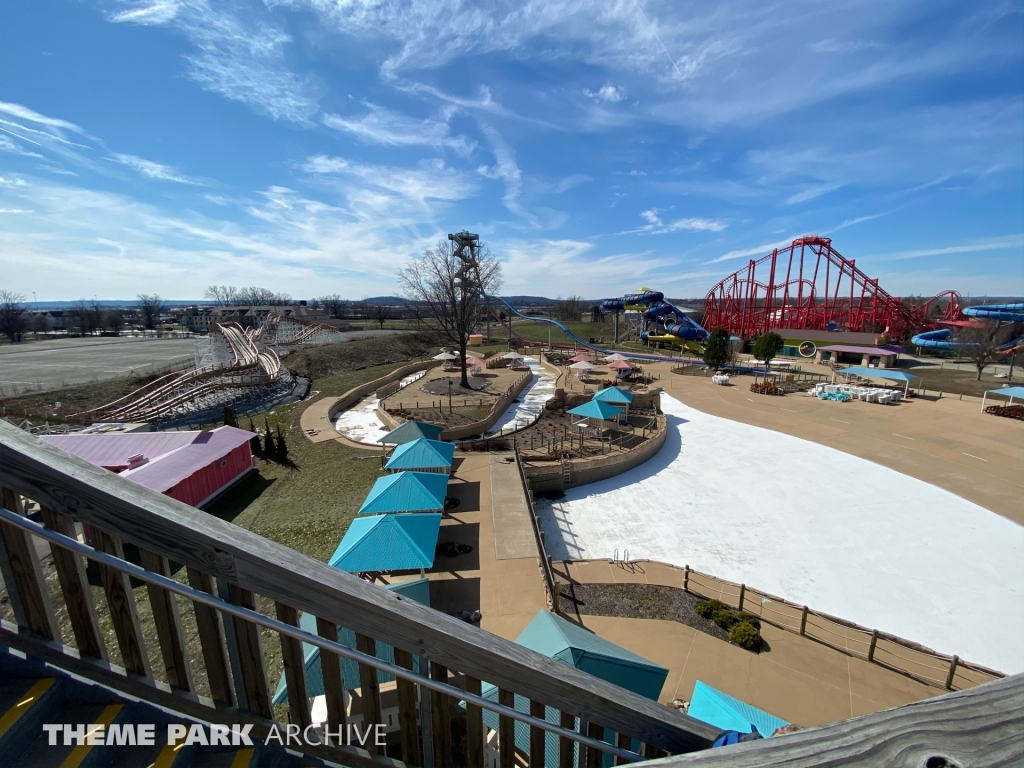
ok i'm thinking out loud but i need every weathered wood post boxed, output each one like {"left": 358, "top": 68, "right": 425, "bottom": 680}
{"left": 683, "top": 565, "right": 689, "bottom": 592}
{"left": 737, "top": 583, "right": 746, "bottom": 611}
{"left": 867, "top": 629, "right": 879, "bottom": 662}
{"left": 946, "top": 655, "right": 959, "bottom": 690}
{"left": 800, "top": 605, "right": 809, "bottom": 636}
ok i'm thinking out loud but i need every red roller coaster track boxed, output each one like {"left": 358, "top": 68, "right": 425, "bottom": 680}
{"left": 701, "top": 236, "right": 961, "bottom": 340}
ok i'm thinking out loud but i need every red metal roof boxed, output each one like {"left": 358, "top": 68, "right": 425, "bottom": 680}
{"left": 817, "top": 345, "right": 901, "bottom": 356}
{"left": 41, "top": 426, "right": 256, "bottom": 492}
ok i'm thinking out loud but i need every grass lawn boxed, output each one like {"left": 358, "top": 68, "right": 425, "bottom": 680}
{"left": 898, "top": 361, "right": 1022, "bottom": 398}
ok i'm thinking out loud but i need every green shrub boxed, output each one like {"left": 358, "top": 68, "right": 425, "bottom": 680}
{"left": 694, "top": 600, "right": 713, "bottom": 619}
{"left": 707, "top": 599, "right": 726, "bottom": 613}
{"left": 735, "top": 611, "right": 761, "bottom": 629}
{"left": 712, "top": 608, "right": 737, "bottom": 630}
{"left": 730, "top": 621, "right": 762, "bottom": 651}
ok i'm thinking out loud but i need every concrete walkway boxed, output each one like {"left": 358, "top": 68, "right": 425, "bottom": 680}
{"left": 556, "top": 560, "right": 941, "bottom": 729}
{"left": 389, "top": 453, "right": 549, "bottom": 642}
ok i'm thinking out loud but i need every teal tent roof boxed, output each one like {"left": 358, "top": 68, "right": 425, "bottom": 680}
{"left": 986, "top": 386, "right": 1024, "bottom": 398}
{"left": 359, "top": 471, "right": 449, "bottom": 514}
{"left": 592, "top": 387, "right": 633, "bottom": 405}
{"left": 687, "top": 680, "right": 788, "bottom": 736}
{"left": 376, "top": 420, "right": 444, "bottom": 444}
{"left": 272, "top": 579, "right": 430, "bottom": 705}
{"left": 476, "top": 612, "right": 667, "bottom": 766}
{"left": 384, "top": 438, "right": 456, "bottom": 471}
{"left": 567, "top": 399, "right": 624, "bottom": 421}
{"left": 329, "top": 513, "right": 441, "bottom": 572}
{"left": 837, "top": 367, "right": 920, "bottom": 383}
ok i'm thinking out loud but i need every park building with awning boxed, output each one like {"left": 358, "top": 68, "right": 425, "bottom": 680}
{"left": 375, "top": 420, "right": 444, "bottom": 446}
{"left": 836, "top": 366, "right": 921, "bottom": 396}
{"left": 980, "top": 385, "right": 1024, "bottom": 413}
{"left": 476, "top": 611, "right": 669, "bottom": 767}
{"left": 328, "top": 513, "right": 441, "bottom": 576}
{"left": 358, "top": 471, "right": 449, "bottom": 514}
{"left": 384, "top": 438, "right": 455, "bottom": 474}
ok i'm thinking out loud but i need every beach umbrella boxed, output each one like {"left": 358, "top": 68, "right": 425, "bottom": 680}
{"left": 502, "top": 351, "right": 526, "bottom": 360}
{"left": 569, "top": 361, "right": 595, "bottom": 370}
{"left": 604, "top": 353, "right": 628, "bottom": 362}
{"left": 568, "top": 354, "right": 592, "bottom": 363}
{"left": 433, "top": 352, "right": 458, "bottom": 361}
{"left": 607, "top": 360, "right": 633, "bottom": 370}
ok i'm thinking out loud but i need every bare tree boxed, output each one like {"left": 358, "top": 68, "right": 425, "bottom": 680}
{"left": 0, "top": 290, "right": 28, "bottom": 343}
{"left": 237, "top": 286, "right": 291, "bottom": 306}
{"left": 105, "top": 309, "right": 125, "bottom": 336}
{"left": 70, "top": 300, "right": 99, "bottom": 336}
{"left": 204, "top": 284, "right": 240, "bottom": 306}
{"left": 31, "top": 312, "right": 52, "bottom": 338}
{"left": 554, "top": 295, "right": 585, "bottom": 322}
{"left": 954, "top": 322, "right": 1016, "bottom": 380}
{"left": 317, "top": 294, "right": 345, "bottom": 317}
{"left": 372, "top": 303, "right": 392, "bottom": 329}
{"left": 137, "top": 294, "right": 165, "bottom": 330}
{"left": 399, "top": 236, "right": 502, "bottom": 389}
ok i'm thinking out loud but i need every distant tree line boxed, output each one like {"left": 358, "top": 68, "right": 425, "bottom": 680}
{"left": 204, "top": 285, "right": 293, "bottom": 306}
{"left": 0, "top": 291, "right": 168, "bottom": 343}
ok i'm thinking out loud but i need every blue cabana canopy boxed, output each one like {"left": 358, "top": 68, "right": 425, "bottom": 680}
{"left": 358, "top": 471, "right": 449, "bottom": 514}
{"left": 329, "top": 513, "right": 441, "bottom": 572}
{"left": 985, "top": 386, "right": 1024, "bottom": 399}
{"left": 592, "top": 387, "right": 633, "bottom": 405}
{"left": 384, "top": 438, "right": 455, "bottom": 473}
{"left": 567, "top": 399, "right": 625, "bottom": 421}
{"left": 687, "top": 680, "right": 788, "bottom": 736}
{"left": 272, "top": 579, "right": 430, "bottom": 705}
{"left": 837, "top": 367, "right": 919, "bottom": 382}
{"left": 376, "top": 420, "right": 444, "bottom": 445}
{"left": 476, "top": 612, "right": 669, "bottom": 767}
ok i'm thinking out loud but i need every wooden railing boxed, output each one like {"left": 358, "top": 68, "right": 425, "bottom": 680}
{"left": 512, "top": 440, "right": 558, "bottom": 612}
{"left": 0, "top": 419, "right": 720, "bottom": 767}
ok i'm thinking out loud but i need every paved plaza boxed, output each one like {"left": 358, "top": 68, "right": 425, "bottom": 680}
{"left": 0, "top": 336, "right": 197, "bottom": 395}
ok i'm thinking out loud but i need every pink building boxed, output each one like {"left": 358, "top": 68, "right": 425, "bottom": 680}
{"left": 40, "top": 426, "right": 257, "bottom": 508}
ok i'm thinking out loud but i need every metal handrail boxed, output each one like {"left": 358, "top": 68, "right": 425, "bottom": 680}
{"left": 0, "top": 504, "right": 643, "bottom": 763}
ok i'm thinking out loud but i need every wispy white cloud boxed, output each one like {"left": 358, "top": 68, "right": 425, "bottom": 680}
{"left": 106, "top": 0, "right": 320, "bottom": 123}
{"left": 322, "top": 105, "right": 475, "bottom": 155}
{"left": 625, "top": 208, "right": 727, "bottom": 235}
{"left": 111, "top": 153, "right": 201, "bottom": 184}
{"left": 0, "top": 133, "right": 44, "bottom": 159}
{"left": 108, "top": 0, "right": 179, "bottom": 24}
{"left": 872, "top": 234, "right": 1024, "bottom": 261}
{"left": 785, "top": 181, "right": 845, "bottom": 205}
{"left": 554, "top": 174, "right": 592, "bottom": 193}
{"left": 704, "top": 236, "right": 801, "bottom": 264}
{"left": 0, "top": 101, "right": 84, "bottom": 133}
{"left": 477, "top": 126, "right": 533, "bottom": 223}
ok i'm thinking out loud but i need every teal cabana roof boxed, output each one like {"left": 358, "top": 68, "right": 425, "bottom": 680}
{"left": 328, "top": 513, "right": 441, "bottom": 572}
{"left": 376, "top": 420, "right": 444, "bottom": 445}
{"left": 384, "top": 438, "right": 456, "bottom": 472}
{"left": 837, "top": 367, "right": 920, "bottom": 383}
{"left": 358, "top": 471, "right": 449, "bottom": 514}
{"left": 985, "top": 386, "right": 1024, "bottom": 399}
{"left": 272, "top": 579, "right": 430, "bottom": 705}
{"left": 592, "top": 387, "right": 633, "bottom": 405}
{"left": 567, "top": 399, "right": 625, "bottom": 421}
{"left": 687, "top": 680, "right": 788, "bottom": 736}
{"left": 477, "top": 611, "right": 668, "bottom": 766}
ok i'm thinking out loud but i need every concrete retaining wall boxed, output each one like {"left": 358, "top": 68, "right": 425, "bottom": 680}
{"left": 325, "top": 360, "right": 437, "bottom": 422}
{"left": 524, "top": 413, "right": 668, "bottom": 492}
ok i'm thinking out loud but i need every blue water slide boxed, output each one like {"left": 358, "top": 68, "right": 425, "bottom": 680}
{"left": 962, "top": 303, "right": 1024, "bottom": 322}
{"left": 910, "top": 328, "right": 956, "bottom": 350}
{"left": 489, "top": 295, "right": 705, "bottom": 364}
{"left": 643, "top": 301, "right": 709, "bottom": 341}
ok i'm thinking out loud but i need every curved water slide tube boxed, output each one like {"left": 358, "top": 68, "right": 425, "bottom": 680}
{"left": 911, "top": 304, "right": 1024, "bottom": 351}
{"left": 602, "top": 291, "right": 708, "bottom": 344}
{"left": 488, "top": 295, "right": 706, "bottom": 364}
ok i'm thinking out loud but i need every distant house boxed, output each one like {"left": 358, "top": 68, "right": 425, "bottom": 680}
{"left": 40, "top": 426, "right": 257, "bottom": 508}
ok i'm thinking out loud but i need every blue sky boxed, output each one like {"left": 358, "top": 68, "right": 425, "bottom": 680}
{"left": 0, "top": 0, "right": 1021, "bottom": 301}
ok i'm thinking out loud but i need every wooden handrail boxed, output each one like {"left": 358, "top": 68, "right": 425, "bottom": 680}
{"left": 0, "top": 419, "right": 719, "bottom": 755}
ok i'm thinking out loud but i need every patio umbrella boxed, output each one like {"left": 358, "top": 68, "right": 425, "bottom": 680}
{"left": 607, "top": 360, "right": 633, "bottom": 370}
{"left": 604, "top": 353, "right": 628, "bottom": 362}
{"left": 433, "top": 352, "right": 458, "bottom": 361}
{"left": 502, "top": 351, "right": 527, "bottom": 360}
{"left": 568, "top": 354, "right": 593, "bottom": 363}
{"left": 569, "top": 361, "right": 595, "bottom": 370}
